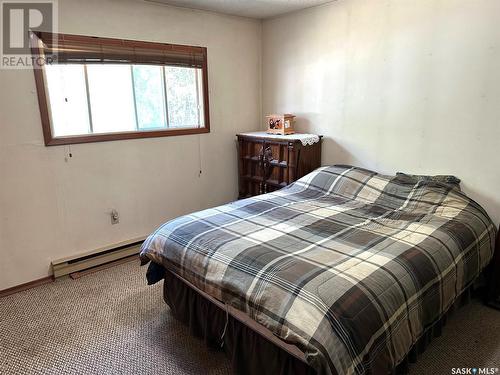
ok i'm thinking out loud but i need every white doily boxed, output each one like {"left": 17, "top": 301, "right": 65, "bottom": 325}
{"left": 238, "top": 132, "right": 321, "bottom": 146}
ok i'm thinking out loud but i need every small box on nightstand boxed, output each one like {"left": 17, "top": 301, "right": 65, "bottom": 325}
{"left": 266, "top": 114, "right": 295, "bottom": 135}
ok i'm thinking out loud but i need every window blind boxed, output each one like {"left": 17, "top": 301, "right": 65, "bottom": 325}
{"left": 32, "top": 32, "right": 205, "bottom": 68}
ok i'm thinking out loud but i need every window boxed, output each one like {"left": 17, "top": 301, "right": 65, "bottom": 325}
{"left": 31, "top": 33, "right": 209, "bottom": 146}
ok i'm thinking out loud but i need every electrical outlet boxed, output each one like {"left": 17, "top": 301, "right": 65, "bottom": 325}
{"left": 110, "top": 209, "right": 119, "bottom": 225}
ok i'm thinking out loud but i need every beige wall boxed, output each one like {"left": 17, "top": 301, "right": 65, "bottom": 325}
{"left": 3, "top": 0, "right": 500, "bottom": 290}
{"left": 0, "top": 0, "right": 261, "bottom": 289}
{"left": 263, "top": 0, "right": 500, "bottom": 224}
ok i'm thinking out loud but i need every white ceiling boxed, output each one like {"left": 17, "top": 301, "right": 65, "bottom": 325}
{"left": 144, "top": 0, "right": 335, "bottom": 19}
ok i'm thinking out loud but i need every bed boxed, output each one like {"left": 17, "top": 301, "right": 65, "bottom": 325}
{"left": 140, "top": 165, "right": 498, "bottom": 375}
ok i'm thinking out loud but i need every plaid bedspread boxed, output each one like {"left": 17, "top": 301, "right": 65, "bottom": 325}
{"left": 140, "top": 165, "right": 496, "bottom": 375}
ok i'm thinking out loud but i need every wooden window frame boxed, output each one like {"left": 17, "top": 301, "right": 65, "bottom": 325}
{"left": 31, "top": 32, "right": 210, "bottom": 146}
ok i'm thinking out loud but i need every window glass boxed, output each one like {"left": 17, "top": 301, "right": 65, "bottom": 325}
{"left": 45, "top": 64, "right": 90, "bottom": 137}
{"left": 132, "top": 65, "right": 167, "bottom": 130}
{"left": 42, "top": 64, "right": 205, "bottom": 139}
{"left": 165, "top": 67, "right": 200, "bottom": 128}
{"left": 86, "top": 65, "right": 136, "bottom": 133}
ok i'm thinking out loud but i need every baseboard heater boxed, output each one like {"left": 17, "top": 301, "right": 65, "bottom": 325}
{"left": 51, "top": 236, "right": 146, "bottom": 278}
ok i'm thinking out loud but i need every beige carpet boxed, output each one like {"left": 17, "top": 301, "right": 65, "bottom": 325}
{"left": 1, "top": 260, "right": 499, "bottom": 375}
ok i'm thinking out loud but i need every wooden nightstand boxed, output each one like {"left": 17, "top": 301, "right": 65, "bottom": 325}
{"left": 236, "top": 131, "right": 322, "bottom": 199}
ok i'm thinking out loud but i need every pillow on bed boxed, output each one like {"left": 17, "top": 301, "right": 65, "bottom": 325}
{"left": 396, "top": 172, "right": 461, "bottom": 189}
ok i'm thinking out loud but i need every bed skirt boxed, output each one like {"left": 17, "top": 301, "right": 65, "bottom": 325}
{"left": 160, "top": 266, "right": 479, "bottom": 375}
{"left": 162, "top": 269, "right": 316, "bottom": 375}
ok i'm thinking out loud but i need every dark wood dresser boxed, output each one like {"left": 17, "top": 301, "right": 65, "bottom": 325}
{"left": 237, "top": 132, "right": 322, "bottom": 199}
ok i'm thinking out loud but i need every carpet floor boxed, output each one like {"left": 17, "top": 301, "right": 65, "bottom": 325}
{"left": 1, "top": 260, "right": 499, "bottom": 374}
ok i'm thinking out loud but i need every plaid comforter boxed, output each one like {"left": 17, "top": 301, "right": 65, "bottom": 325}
{"left": 140, "top": 165, "right": 496, "bottom": 375}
